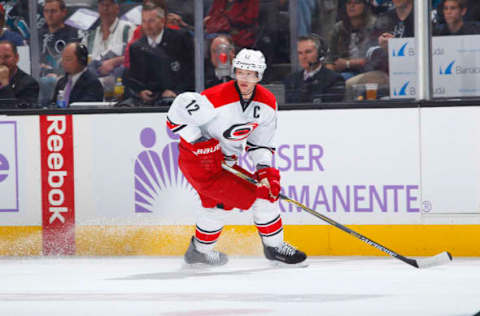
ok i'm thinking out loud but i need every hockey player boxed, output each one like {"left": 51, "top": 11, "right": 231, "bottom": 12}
{"left": 167, "top": 48, "right": 307, "bottom": 266}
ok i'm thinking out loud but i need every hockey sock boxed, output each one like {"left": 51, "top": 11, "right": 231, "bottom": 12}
{"left": 252, "top": 199, "right": 284, "bottom": 247}
{"left": 194, "top": 226, "right": 223, "bottom": 253}
{"left": 193, "top": 207, "right": 225, "bottom": 253}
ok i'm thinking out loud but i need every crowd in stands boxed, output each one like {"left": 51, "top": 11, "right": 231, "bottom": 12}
{"left": 0, "top": 0, "right": 479, "bottom": 109}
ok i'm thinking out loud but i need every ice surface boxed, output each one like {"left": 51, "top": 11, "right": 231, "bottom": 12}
{"left": 0, "top": 256, "right": 478, "bottom": 316}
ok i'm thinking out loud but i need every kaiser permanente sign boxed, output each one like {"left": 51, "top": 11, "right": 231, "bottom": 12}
{"left": 389, "top": 35, "right": 480, "bottom": 98}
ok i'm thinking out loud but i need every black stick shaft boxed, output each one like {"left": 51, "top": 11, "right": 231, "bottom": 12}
{"left": 222, "top": 163, "right": 419, "bottom": 268}
{"left": 278, "top": 193, "right": 418, "bottom": 268}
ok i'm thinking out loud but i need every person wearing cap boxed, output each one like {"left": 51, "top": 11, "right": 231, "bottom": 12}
{"left": 0, "top": 4, "right": 24, "bottom": 47}
{"left": 0, "top": 40, "right": 38, "bottom": 108}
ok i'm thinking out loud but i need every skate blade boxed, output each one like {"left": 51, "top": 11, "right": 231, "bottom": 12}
{"left": 269, "top": 261, "right": 309, "bottom": 269}
{"left": 181, "top": 262, "right": 227, "bottom": 270}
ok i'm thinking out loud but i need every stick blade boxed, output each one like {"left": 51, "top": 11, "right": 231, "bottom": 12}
{"left": 416, "top": 251, "right": 453, "bottom": 269}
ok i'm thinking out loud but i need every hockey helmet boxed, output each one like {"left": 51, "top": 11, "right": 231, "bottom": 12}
{"left": 232, "top": 48, "right": 267, "bottom": 81}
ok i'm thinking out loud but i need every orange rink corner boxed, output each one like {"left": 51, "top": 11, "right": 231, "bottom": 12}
{"left": 0, "top": 225, "right": 479, "bottom": 257}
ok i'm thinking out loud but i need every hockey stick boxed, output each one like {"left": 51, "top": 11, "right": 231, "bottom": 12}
{"left": 221, "top": 163, "right": 453, "bottom": 269}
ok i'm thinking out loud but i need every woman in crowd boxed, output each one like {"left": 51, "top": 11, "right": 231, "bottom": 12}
{"left": 326, "top": 0, "right": 376, "bottom": 80}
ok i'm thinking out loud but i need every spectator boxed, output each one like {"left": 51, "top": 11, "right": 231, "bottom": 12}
{"left": 434, "top": 0, "right": 480, "bottom": 35}
{"left": 124, "top": 0, "right": 171, "bottom": 70}
{"left": 372, "top": 0, "right": 414, "bottom": 50}
{"left": 205, "top": 34, "right": 235, "bottom": 88}
{"left": 124, "top": 2, "right": 194, "bottom": 105}
{"left": 204, "top": 0, "right": 259, "bottom": 49}
{"left": 2, "top": 1, "right": 31, "bottom": 41}
{"left": 38, "top": 0, "right": 82, "bottom": 106}
{"left": 0, "top": 4, "right": 24, "bottom": 46}
{"left": 326, "top": 0, "right": 377, "bottom": 80}
{"left": 340, "top": 0, "right": 413, "bottom": 102}
{"left": 123, "top": 0, "right": 200, "bottom": 70}
{"left": 284, "top": 35, "right": 345, "bottom": 103}
{"left": 0, "top": 40, "right": 38, "bottom": 108}
{"left": 52, "top": 42, "right": 104, "bottom": 107}
{"left": 86, "top": 0, "right": 134, "bottom": 84}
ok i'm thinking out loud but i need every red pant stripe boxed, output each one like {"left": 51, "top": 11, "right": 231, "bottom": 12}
{"left": 195, "top": 227, "right": 222, "bottom": 244}
{"left": 256, "top": 216, "right": 283, "bottom": 237}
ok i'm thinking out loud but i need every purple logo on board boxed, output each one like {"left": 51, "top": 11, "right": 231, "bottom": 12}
{"left": 134, "top": 126, "right": 194, "bottom": 213}
{"left": 133, "top": 126, "right": 421, "bottom": 214}
{"left": 236, "top": 142, "right": 420, "bottom": 214}
{"left": 0, "top": 153, "right": 8, "bottom": 183}
{"left": 0, "top": 121, "right": 19, "bottom": 212}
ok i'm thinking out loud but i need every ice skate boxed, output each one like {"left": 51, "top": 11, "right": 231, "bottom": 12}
{"left": 184, "top": 237, "right": 228, "bottom": 266}
{"left": 263, "top": 241, "right": 307, "bottom": 265}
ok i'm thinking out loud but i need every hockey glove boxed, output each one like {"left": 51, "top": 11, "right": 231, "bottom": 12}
{"left": 189, "top": 138, "right": 224, "bottom": 173}
{"left": 255, "top": 167, "right": 281, "bottom": 202}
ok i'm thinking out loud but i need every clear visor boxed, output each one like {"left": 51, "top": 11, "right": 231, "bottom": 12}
{"left": 234, "top": 69, "right": 260, "bottom": 83}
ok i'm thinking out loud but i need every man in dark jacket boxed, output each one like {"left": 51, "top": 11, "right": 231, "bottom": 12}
{"left": 52, "top": 42, "right": 104, "bottom": 106}
{"left": 124, "top": 2, "right": 194, "bottom": 105}
{"left": 0, "top": 40, "right": 38, "bottom": 108}
{"left": 284, "top": 35, "right": 345, "bottom": 103}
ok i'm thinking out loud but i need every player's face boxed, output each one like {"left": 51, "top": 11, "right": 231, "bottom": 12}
{"left": 297, "top": 40, "right": 318, "bottom": 70}
{"left": 346, "top": 0, "right": 365, "bottom": 19}
{"left": 235, "top": 69, "right": 258, "bottom": 94}
{"left": 443, "top": 1, "right": 466, "bottom": 25}
{"left": 43, "top": 2, "right": 67, "bottom": 28}
{"left": 142, "top": 9, "right": 165, "bottom": 38}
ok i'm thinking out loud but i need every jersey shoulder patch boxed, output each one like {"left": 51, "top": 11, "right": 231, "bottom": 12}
{"left": 253, "top": 84, "right": 277, "bottom": 111}
{"left": 202, "top": 81, "right": 239, "bottom": 108}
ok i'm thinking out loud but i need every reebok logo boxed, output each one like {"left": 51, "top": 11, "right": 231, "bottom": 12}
{"left": 40, "top": 115, "right": 75, "bottom": 255}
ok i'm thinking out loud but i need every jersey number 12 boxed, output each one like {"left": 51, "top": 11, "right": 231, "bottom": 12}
{"left": 186, "top": 100, "right": 200, "bottom": 115}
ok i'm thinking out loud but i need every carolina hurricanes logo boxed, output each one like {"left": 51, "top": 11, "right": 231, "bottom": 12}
{"left": 223, "top": 123, "right": 259, "bottom": 141}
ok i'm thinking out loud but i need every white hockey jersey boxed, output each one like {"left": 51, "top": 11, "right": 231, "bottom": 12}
{"left": 167, "top": 81, "right": 278, "bottom": 168}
